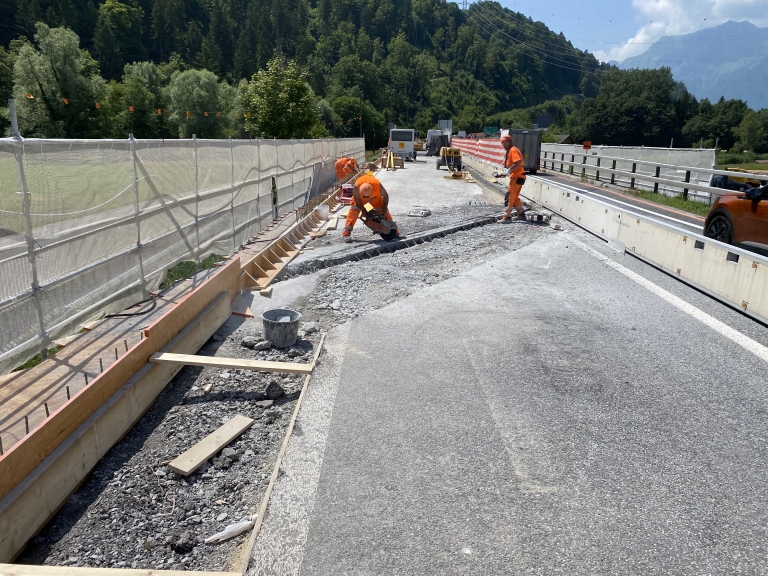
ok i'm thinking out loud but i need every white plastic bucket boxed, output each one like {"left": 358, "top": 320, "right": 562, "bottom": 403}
{"left": 315, "top": 204, "right": 329, "bottom": 221}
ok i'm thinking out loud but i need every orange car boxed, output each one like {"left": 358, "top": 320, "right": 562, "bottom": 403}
{"left": 704, "top": 184, "right": 768, "bottom": 251}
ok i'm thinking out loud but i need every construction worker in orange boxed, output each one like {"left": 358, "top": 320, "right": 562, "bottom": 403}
{"left": 335, "top": 157, "right": 348, "bottom": 180}
{"left": 500, "top": 134, "right": 527, "bottom": 221}
{"left": 344, "top": 156, "right": 359, "bottom": 175}
{"left": 342, "top": 174, "right": 400, "bottom": 243}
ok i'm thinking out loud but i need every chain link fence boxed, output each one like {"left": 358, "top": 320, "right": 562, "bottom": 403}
{"left": 0, "top": 136, "right": 364, "bottom": 372}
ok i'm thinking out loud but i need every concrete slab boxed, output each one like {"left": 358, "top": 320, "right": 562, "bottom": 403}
{"left": 376, "top": 157, "right": 497, "bottom": 216}
{"left": 250, "top": 229, "right": 768, "bottom": 575}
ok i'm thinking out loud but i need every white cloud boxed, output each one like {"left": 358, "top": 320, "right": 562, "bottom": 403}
{"left": 594, "top": 0, "right": 768, "bottom": 62}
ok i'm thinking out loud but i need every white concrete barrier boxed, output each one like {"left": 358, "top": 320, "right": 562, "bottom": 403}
{"left": 523, "top": 177, "right": 768, "bottom": 324}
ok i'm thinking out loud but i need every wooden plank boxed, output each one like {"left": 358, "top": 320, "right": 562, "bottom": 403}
{"left": 167, "top": 414, "right": 254, "bottom": 476}
{"left": 259, "top": 287, "right": 272, "bottom": 297}
{"left": 230, "top": 294, "right": 253, "bottom": 318}
{"left": 78, "top": 319, "right": 102, "bottom": 332}
{"left": 51, "top": 334, "right": 79, "bottom": 349}
{"left": 0, "top": 293, "right": 232, "bottom": 562}
{"left": 149, "top": 353, "right": 313, "bottom": 375}
{"left": 0, "top": 564, "right": 238, "bottom": 576}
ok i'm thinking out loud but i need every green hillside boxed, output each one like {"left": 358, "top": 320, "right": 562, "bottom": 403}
{"left": 0, "top": 0, "right": 608, "bottom": 141}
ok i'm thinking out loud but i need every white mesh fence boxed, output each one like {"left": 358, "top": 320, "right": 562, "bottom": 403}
{"left": 542, "top": 144, "right": 717, "bottom": 201}
{"left": 0, "top": 136, "right": 364, "bottom": 372}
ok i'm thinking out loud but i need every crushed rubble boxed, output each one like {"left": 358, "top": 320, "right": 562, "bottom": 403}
{"left": 18, "top": 327, "right": 323, "bottom": 572}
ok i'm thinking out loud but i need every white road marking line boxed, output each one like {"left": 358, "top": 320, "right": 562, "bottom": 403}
{"left": 571, "top": 236, "right": 768, "bottom": 364}
{"left": 537, "top": 177, "right": 701, "bottom": 229}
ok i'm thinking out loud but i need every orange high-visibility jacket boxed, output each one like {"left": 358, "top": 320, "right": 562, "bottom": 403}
{"left": 342, "top": 175, "right": 393, "bottom": 235}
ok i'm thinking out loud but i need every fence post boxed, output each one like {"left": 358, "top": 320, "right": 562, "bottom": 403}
{"left": 128, "top": 134, "right": 148, "bottom": 300}
{"left": 595, "top": 156, "right": 601, "bottom": 182}
{"left": 11, "top": 101, "right": 49, "bottom": 361}
{"left": 192, "top": 134, "right": 200, "bottom": 266}
{"left": 683, "top": 170, "right": 691, "bottom": 200}
{"left": 560, "top": 153, "right": 564, "bottom": 173}
{"left": 630, "top": 163, "right": 637, "bottom": 190}
{"left": 569, "top": 154, "right": 574, "bottom": 175}
{"left": 654, "top": 166, "right": 660, "bottom": 193}
{"left": 255, "top": 139, "right": 262, "bottom": 233}
{"left": 611, "top": 160, "right": 616, "bottom": 184}
{"left": 229, "top": 137, "right": 237, "bottom": 253}
{"left": 581, "top": 155, "right": 587, "bottom": 179}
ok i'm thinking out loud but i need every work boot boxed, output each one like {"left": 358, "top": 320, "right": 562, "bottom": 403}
{"left": 343, "top": 235, "right": 352, "bottom": 243}
{"left": 516, "top": 210, "right": 527, "bottom": 221}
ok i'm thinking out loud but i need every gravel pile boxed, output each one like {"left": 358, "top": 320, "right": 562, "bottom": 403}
{"left": 19, "top": 324, "right": 323, "bottom": 572}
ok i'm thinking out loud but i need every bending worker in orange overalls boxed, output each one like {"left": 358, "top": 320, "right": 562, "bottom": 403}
{"left": 500, "top": 134, "right": 527, "bottom": 221}
{"left": 341, "top": 174, "right": 400, "bottom": 243}
{"left": 344, "top": 156, "right": 358, "bottom": 175}
{"left": 335, "top": 157, "right": 348, "bottom": 180}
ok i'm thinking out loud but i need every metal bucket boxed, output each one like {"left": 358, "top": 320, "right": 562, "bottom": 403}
{"left": 261, "top": 308, "right": 302, "bottom": 348}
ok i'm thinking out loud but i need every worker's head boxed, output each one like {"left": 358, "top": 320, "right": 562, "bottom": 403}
{"left": 359, "top": 183, "right": 374, "bottom": 199}
{"left": 501, "top": 134, "right": 513, "bottom": 150}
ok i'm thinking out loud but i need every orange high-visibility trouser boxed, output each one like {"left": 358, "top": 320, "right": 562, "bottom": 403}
{"left": 342, "top": 206, "right": 395, "bottom": 236}
{"left": 504, "top": 177, "right": 524, "bottom": 218}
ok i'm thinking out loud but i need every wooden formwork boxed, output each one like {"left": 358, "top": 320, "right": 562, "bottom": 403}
{"left": 240, "top": 189, "right": 343, "bottom": 291}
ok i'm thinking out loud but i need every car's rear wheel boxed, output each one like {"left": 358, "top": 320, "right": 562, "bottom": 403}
{"left": 705, "top": 213, "right": 734, "bottom": 244}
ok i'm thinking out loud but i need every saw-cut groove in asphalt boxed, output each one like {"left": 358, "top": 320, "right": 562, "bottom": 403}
{"left": 275, "top": 213, "right": 504, "bottom": 281}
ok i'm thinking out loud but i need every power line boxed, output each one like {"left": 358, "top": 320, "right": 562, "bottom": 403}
{"left": 465, "top": 8, "right": 604, "bottom": 74}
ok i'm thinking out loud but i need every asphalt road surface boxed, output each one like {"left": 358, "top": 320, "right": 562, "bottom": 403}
{"left": 247, "top": 165, "right": 768, "bottom": 575}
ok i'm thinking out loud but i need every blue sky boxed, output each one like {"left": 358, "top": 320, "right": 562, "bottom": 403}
{"left": 485, "top": 0, "right": 768, "bottom": 62}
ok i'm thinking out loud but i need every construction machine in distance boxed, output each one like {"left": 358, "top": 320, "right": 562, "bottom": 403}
{"left": 436, "top": 147, "right": 463, "bottom": 176}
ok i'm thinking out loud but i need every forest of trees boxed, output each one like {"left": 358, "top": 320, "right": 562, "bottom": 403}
{"left": 0, "top": 0, "right": 766, "bottom": 152}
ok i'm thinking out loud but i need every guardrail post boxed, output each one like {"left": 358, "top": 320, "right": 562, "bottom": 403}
{"left": 569, "top": 155, "right": 574, "bottom": 175}
{"left": 128, "top": 134, "right": 148, "bottom": 300}
{"left": 560, "top": 153, "right": 564, "bottom": 173}
{"left": 192, "top": 134, "right": 200, "bottom": 266}
{"left": 630, "top": 162, "right": 636, "bottom": 189}
{"left": 12, "top": 110, "right": 49, "bottom": 361}
{"left": 542, "top": 151, "right": 547, "bottom": 170}
{"left": 581, "top": 155, "right": 587, "bottom": 179}
{"left": 595, "top": 157, "right": 601, "bottom": 182}
{"left": 654, "top": 166, "right": 660, "bottom": 193}
{"left": 683, "top": 170, "right": 691, "bottom": 200}
{"left": 611, "top": 160, "right": 616, "bottom": 184}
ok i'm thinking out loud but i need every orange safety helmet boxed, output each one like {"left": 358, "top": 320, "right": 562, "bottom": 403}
{"left": 359, "top": 183, "right": 374, "bottom": 199}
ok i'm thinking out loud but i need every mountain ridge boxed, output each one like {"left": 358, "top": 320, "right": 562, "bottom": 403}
{"left": 620, "top": 20, "right": 768, "bottom": 109}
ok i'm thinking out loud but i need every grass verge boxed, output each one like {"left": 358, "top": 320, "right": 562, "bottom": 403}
{"left": 627, "top": 188, "right": 711, "bottom": 218}
{"left": 159, "top": 253, "right": 223, "bottom": 290}
{"left": 13, "top": 347, "right": 63, "bottom": 372}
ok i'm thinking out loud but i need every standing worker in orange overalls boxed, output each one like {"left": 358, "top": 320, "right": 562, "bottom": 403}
{"left": 335, "top": 157, "right": 349, "bottom": 180}
{"left": 500, "top": 134, "right": 527, "bottom": 221}
{"left": 341, "top": 174, "right": 400, "bottom": 243}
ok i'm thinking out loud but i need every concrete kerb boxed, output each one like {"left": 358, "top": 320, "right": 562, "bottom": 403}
{"left": 274, "top": 214, "right": 502, "bottom": 282}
